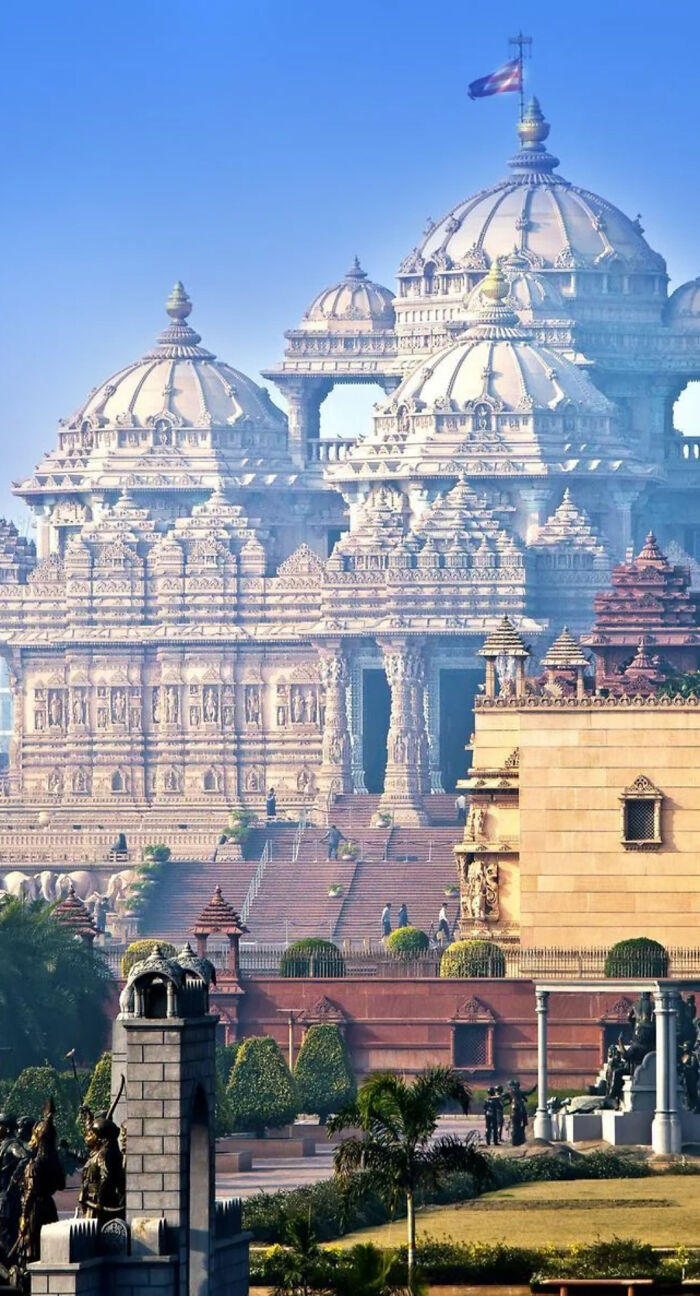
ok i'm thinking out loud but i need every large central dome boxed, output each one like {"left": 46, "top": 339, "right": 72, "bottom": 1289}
{"left": 400, "top": 99, "right": 665, "bottom": 278}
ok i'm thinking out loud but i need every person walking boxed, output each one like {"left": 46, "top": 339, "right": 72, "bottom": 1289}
{"left": 397, "top": 902, "right": 408, "bottom": 929}
{"left": 322, "top": 824, "right": 345, "bottom": 861}
{"left": 455, "top": 792, "right": 467, "bottom": 826}
{"left": 437, "top": 903, "right": 450, "bottom": 945}
{"left": 266, "top": 787, "right": 277, "bottom": 819}
{"left": 381, "top": 902, "right": 392, "bottom": 939}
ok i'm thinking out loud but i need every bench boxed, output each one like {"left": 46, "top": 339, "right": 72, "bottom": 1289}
{"left": 536, "top": 1282, "right": 654, "bottom": 1296}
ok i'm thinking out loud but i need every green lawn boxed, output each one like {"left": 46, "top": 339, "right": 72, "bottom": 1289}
{"left": 329, "top": 1175, "right": 700, "bottom": 1250}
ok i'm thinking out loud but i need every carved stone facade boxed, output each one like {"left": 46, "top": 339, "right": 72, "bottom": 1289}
{"left": 3, "top": 100, "right": 700, "bottom": 825}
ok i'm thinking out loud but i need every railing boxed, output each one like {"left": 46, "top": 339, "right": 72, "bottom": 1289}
{"left": 291, "top": 813, "right": 307, "bottom": 865}
{"left": 305, "top": 438, "right": 355, "bottom": 465}
{"left": 667, "top": 435, "right": 700, "bottom": 462}
{"left": 240, "top": 840, "right": 271, "bottom": 927}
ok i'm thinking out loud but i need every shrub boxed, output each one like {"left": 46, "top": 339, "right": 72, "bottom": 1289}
{"left": 84, "top": 1051, "right": 112, "bottom": 1114}
{"left": 141, "top": 842, "right": 171, "bottom": 863}
{"left": 440, "top": 939, "right": 505, "bottom": 978}
{"left": 223, "top": 810, "right": 257, "bottom": 846}
{"left": 121, "top": 939, "right": 176, "bottom": 977}
{"left": 385, "top": 926, "right": 429, "bottom": 958}
{"left": 8, "top": 1066, "right": 77, "bottom": 1145}
{"left": 226, "top": 1036, "right": 298, "bottom": 1137}
{"left": 534, "top": 1237, "right": 658, "bottom": 1280}
{"left": 216, "top": 1043, "right": 240, "bottom": 1085}
{"left": 279, "top": 939, "right": 345, "bottom": 979}
{"left": 294, "top": 1024, "right": 356, "bottom": 1122}
{"left": 604, "top": 937, "right": 668, "bottom": 978}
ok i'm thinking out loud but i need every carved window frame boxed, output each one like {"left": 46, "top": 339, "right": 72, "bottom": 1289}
{"left": 619, "top": 775, "right": 663, "bottom": 851}
{"left": 450, "top": 996, "right": 496, "bottom": 1074}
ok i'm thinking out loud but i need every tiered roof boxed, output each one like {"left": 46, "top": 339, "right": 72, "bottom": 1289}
{"left": 532, "top": 489, "right": 609, "bottom": 563}
{"left": 586, "top": 533, "right": 698, "bottom": 643}
{"left": 479, "top": 615, "right": 530, "bottom": 658}
{"left": 52, "top": 883, "right": 97, "bottom": 943}
{"left": 192, "top": 885, "right": 247, "bottom": 937}
{"left": 541, "top": 626, "right": 589, "bottom": 669}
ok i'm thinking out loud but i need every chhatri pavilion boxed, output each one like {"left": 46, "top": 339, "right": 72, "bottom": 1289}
{"left": 2, "top": 99, "right": 700, "bottom": 827}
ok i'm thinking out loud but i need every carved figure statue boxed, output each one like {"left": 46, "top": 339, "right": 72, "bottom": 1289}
{"left": 164, "top": 686, "right": 179, "bottom": 724}
{"left": 47, "top": 770, "right": 61, "bottom": 795}
{"left": 152, "top": 687, "right": 161, "bottom": 724}
{"left": 111, "top": 689, "right": 126, "bottom": 724}
{"left": 203, "top": 687, "right": 218, "bottom": 723}
{"left": 466, "top": 860, "right": 488, "bottom": 922}
{"left": 245, "top": 685, "right": 260, "bottom": 726}
{"left": 71, "top": 692, "right": 87, "bottom": 725}
{"left": 78, "top": 1103, "right": 125, "bottom": 1229}
{"left": 48, "top": 693, "right": 63, "bottom": 728}
{"left": 164, "top": 769, "right": 178, "bottom": 792}
{"left": 306, "top": 687, "right": 317, "bottom": 724}
{"left": 14, "top": 1100, "right": 65, "bottom": 1272}
{"left": 290, "top": 687, "right": 304, "bottom": 724}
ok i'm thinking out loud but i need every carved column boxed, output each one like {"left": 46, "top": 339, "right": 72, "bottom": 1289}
{"left": 279, "top": 378, "right": 331, "bottom": 468}
{"left": 315, "top": 640, "right": 352, "bottom": 801}
{"left": 610, "top": 487, "right": 642, "bottom": 559}
{"left": 378, "top": 638, "right": 427, "bottom": 825}
{"left": 424, "top": 656, "right": 444, "bottom": 793}
{"left": 518, "top": 485, "right": 552, "bottom": 545}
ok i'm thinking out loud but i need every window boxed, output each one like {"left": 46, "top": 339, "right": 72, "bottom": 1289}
{"left": 453, "top": 1025, "right": 489, "bottom": 1068}
{"left": 620, "top": 775, "right": 663, "bottom": 849}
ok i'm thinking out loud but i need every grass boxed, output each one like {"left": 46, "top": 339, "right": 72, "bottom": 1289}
{"left": 329, "top": 1175, "right": 700, "bottom": 1250}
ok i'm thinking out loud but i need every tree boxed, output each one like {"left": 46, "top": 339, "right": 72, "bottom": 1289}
{"left": 328, "top": 1067, "right": 487, "bottom": 1280}
{"left": 604, "top": 938, "right": 668, "bottom": 978}
{"left": 121, "top": 939, "right": 176, "bottom": 977}
{"left": 294, "top": 1024, "right": 355, "bottom": 1123}
{"left": 272, "top": 1216, "right": 328, "bottom": 1296}
{"left": 84, "top": 1051, "right": 112, "bottom": 1113}
{"left": 279, "top": 940, "right": 345, "bottom": 979}
{"left": 227, "top": 1036, "right": 298, "bottom": 1137}
{"left": 0, "top": 898, "right": 111, "bottom": 1074}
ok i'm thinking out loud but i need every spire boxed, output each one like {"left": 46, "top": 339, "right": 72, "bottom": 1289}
{"left": 464, "top": 260, "right": 523, "bottom": 339}
{"left": 165, "top": 281, "right": 193, "bottom": 321}
{"left": 481, "top": 263, "right": 509, "bottom": 303}
{"left": 148, "top": 282, "right": 214, "bottom": 360}
{"left": 345, "top": 256, "right": 368, "bottom": 281}
{"left": 509, "top": 97, "right": 560, "bottom": 174}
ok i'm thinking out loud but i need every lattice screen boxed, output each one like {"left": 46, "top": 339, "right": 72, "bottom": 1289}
{"left": 625, "top": 797, "right": 655, "bottom": 841}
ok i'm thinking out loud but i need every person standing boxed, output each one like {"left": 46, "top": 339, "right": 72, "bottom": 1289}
{"left": 381, "top": 902, "right": 392, "bottom": 939}
{"left": 455, "top": 792, "right": 467, "bottom": 826}
{"left": 484, "top": 1088, "right": 499, "bottom": 1146}
{"left": 437, "top": 903, "right": 450, "bottom": 945}
{"left": 494, "top": 1086, "right": 505, "bottom": 1142}
{"left": 266, "top": 787, "right": 276, "bottom": 819}
{"left": 322, "top": 824, "right": 345, "bottom": 861}
{"left": 397, "top": 902, "right": 408, "bottom": 929}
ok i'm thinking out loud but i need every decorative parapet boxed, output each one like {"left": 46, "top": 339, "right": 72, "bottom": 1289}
{"left": 476, "top": 691, "right": 700, "bottom": 709}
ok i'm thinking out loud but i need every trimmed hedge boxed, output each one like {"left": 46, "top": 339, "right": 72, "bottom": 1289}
{"left": 121, "top": 939, "right": 176, "bottom": 977}
{"left": 279, "top": 938, "right": 345, "bottom": 979}
{"left": 84, "top": 1051, "right": 112, "bottom": 1114}
{"left": 293, "top": 1024, "right": 355, "bottom": 1122}
{"left": 385, "top": 926, "right": 429, "bottom": 957}
{"left": 440, "top": 938, "right": 506, "bottom": 978}
{"left": 226, "top": 1036, "right": 298, "bottom": 1137}
{"left": 604, "top": 937, "right": 668, "bottom": 978}
{"left": 7, "top": 1066, "right": 77, "bottom": 1145}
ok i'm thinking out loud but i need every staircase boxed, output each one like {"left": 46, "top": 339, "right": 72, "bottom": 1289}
{"left": 139, "top": 855, "right": 261, "bottom": 946}
{"left": 334, "top": 825, "right": 459, "bottom": 945}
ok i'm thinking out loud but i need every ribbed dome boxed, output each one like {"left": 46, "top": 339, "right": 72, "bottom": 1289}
{"left": 300, "top": 257, "right": 395, "bottom": 332}
{"left": 465, "top": 253, "right": 568, "bottom": 324}
{"left": 401, "top": 100, "right": 664, "bottom": 278}
{"left": 65, "top": 283, "right": 285, "bottom": 432}
{"left": 666, "top": 278, "right": 700, "bottom": 331}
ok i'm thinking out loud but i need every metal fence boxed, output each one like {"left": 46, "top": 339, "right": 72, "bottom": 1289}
{"left": 97, "top": 941, "right": 700, "bottom": 982}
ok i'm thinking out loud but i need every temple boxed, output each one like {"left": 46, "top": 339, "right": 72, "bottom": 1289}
{"left": 1, "top": 99, "right": 700, "bottom": 835}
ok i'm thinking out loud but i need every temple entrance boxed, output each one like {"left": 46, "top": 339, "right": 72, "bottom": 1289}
{"left": 362, "top": 668, "right": 390, "bottom": 793}
{"left": 439, "top": 669, "right": 481, "bottom": 791}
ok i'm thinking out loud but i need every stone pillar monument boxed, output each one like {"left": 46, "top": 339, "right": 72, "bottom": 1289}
{"left": 378, "top": 638, "right": 427, "bottom": 825}
{"left": 315, "top": 641, "right": 352, "bottom": 801}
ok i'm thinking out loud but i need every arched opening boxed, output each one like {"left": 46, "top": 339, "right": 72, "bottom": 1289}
{"left": 318, "top": 382, "right": 387, "bottom": 451}
{"left": 202, "top": 769, "right": 217, "bottom": 792}
{"left": 111, "top": 770, "right": 125, "bottom": 794}
{"left": 674, "top": 382, "right": 700, "bottom": 437}
{"left": 188, "top": 1085, "right": 211, "bottom": 1296}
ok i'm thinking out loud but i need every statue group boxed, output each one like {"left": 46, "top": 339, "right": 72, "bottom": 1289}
{"left": 0, "top": 1090, "right": 126, "bottom": 1291}
{"left": 603, "top": 991, "right": 700, "bottom": 1113}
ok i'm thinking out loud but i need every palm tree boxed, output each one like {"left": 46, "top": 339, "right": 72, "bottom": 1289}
{"left": 272, "top": 1216, "right": 327, "bottom": 1296}
{"left": 327, "top": 1066, "right": 487, "bottom": 1280}
{"left": 0, "top": 897, "right": 111, "bottom": 1074}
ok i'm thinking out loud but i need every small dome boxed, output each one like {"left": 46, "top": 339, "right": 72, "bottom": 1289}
{"left": 465, "top": 253, "right": 569, "bottom": 324}
{"left": 300, "top": 257, "right": 395, "bottom": 332}
{"left": 65, "top": 283, "right": 285, "bottom": 432}
{"left": 402, "top": 100, "right": 664, "bottom": 277}
{"left": 666, "top": 278, "right": 700, "bottom": 331}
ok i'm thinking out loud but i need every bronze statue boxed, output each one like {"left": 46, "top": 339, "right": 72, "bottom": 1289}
{"left": 680, "top": 1047, "right": 700, "bottom": 1114}
{"left": 78, "top": 1083, "right": 126, "bottom": 1229}
{"left": 604, "top": 1044, "right": 626, "bottom": 1106}
{"left": 505, "top": 1079, "right": 535, "bottom": 1146}
{"left": 14, "top": 1100, "right": 65, "bottom": 1274}
{"left": 0, "top": 1114, "right": 27, "bottom": 1268}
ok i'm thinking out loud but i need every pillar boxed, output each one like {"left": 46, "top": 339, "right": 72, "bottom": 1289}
{"left": 519, "top": 486, "right": 551, "bottom": 545}
{"left": 278, "top": 378, "right": 330, "bottom": 467}
{"left": 533, "top": 990, "right": 553, "bottom": 1140}
{"left": 316, "top": 641, "right": 352, "bottom": 801}
{"left": 378, "top": 638, "right": 427, "bottom": 825}
{"left": 610, "top": 487, "right": 642, "bottom": 559}
{"left": 484, "top": 657, "right": 496, "bottom": 698}
{"left": 651, "top": 989, "right": 682, "bottom": 1155}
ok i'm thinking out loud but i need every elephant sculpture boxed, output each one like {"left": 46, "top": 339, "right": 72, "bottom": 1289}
{"left": 2, "top": 871, "right": 39, "bottom": 901}
{"left": 56, "top": 870, "right": 96, "bottom": 900}
{"left": 105, "top": 868, "right": 136, "bottom": 910}
{"left": 34, "top": 870, "right": 59, "bottom": 902}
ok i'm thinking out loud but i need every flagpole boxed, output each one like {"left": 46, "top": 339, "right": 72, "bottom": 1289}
{"left": 509, "top": 31, "right": 532, "bottom": 123}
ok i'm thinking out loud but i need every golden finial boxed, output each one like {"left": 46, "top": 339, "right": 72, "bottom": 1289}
{"left": 480, "top": 262, "right": 509, "bottom": 303}
{"left": 165, "top": 281, "right": 192, "bottom": 322}
{"left": 517, "top": 96, "right": 550, "bottom": 149}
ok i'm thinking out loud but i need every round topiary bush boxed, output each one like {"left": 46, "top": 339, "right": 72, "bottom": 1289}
{"left": 279, "top": 939, "right": 345, "bottom": 979}
{"left": 604, "top": 938, "right": 668, "bottom": 978}
{"left": 121, "top": 939, "right": 176, "bottom": 977}
{"left": 385, "top": 926, "right": 430, "bottom": 958}
{"left": 440, "top": 939, "right": 506, "bottom": 978}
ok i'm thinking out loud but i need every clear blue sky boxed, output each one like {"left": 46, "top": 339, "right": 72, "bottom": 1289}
{"left": 1, "top": 0, "right": 698, "bottom": 521}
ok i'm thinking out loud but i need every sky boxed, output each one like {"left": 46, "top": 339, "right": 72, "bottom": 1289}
{"left": 1, "top": 0, "right": 699, "bottom": 523}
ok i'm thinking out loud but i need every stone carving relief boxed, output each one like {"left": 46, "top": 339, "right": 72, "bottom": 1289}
{"left": 463, "top": 858, "right": 499, "bottom": 923}
{"left": 244, "top": 684, "right": 261, "bottom": 726}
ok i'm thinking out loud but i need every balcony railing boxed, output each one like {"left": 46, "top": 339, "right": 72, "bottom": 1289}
{"left": 305, "top": 439, "right": 355, "bottom": 464}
